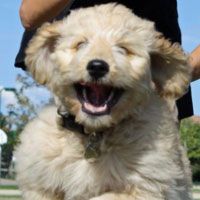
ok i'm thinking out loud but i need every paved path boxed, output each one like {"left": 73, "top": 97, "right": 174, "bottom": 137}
{"left": 194, "top": 193, "right": 200, "bottom": 199}
{"left": 0, "top": 178, "right": 17, "bottom": 185}
{"left": 0, "top": 189, "right": 21, "bottom": 196}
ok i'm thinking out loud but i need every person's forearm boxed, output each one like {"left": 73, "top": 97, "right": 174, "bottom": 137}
{"left": 20, "top": 0, "right": 70, "bottom": 29}
{"left": 189, "top": 45, "right": 200, "bottom": 81}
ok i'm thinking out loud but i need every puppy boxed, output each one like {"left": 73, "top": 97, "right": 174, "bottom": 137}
{"left": 15, "top": 3, "right": 193, "bottom": 200}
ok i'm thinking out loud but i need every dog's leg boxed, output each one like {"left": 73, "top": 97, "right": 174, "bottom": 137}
{"left": 21, "top": 190, "right": 63, "bottom": 200}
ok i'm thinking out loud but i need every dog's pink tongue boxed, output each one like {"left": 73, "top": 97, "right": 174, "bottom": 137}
{"left": 87, "top": 84, "right": 111, "bottom": 106}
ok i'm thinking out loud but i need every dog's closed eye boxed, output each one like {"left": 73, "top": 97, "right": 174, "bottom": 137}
{"left": 115, "top": 45, "right": 133, "bottom": 56}
{"left": 72, "top": 38, "right": 88, "bottom": 50}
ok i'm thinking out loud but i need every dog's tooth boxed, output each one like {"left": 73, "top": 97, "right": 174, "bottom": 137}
{"left": 108, "top": 90, "right": 114, "bottom": 102}
{"left": 83, "top": 88, "right": 88, "bottom": 101}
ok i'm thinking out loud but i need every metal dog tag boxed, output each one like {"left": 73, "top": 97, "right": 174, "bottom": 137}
{"left": 84, "top": 132, "right": 102, "bottom": 159}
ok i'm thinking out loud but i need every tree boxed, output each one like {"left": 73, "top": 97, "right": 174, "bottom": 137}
{"left": 1, "top": 74, "right": 52, "bottom": 177}
{"left": 180, "top": 118, "right": 200, "bottom": 182}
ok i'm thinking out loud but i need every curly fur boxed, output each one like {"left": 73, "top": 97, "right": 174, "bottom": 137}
{"left": 15, "top": 3, "right": 193, "bottom": 200}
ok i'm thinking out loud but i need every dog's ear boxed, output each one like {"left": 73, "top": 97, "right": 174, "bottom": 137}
{"left": 25, "top": 22, "right": 61, "bottom": 85}
{"left": 150, "top": 34, "right": 191, "bottom": 99}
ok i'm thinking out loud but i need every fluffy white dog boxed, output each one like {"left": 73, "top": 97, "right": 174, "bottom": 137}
{"left": 15, "top": 3, "right": 193, "bottom": 200}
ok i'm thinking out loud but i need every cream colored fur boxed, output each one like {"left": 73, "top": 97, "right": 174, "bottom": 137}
{"left": 15, "top": 3, "right": 193, "bottom": 200}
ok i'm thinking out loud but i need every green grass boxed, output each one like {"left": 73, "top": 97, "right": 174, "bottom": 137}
{"left": 0, "top": 196, "right": 22, "bottom": 200}
{"left": 0, "top": 185, "right": 21, "bottom": 199}
{"left": 0, "top": 185, "right": 18, "bottom": 190}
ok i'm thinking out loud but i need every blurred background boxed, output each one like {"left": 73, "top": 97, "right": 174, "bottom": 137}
{"left": 0, "top": 1, "right": 200, "bottom": 200}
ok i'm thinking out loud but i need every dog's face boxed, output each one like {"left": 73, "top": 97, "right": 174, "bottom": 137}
{"left": 25, "top": 4, "right": 190, "bottom": 130}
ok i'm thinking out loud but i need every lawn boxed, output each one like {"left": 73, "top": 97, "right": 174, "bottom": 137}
{"left": 0, "top": 185, "right": 18, "bottom": 190}
{"left": 0, "top": 184, "right": 21, "bottom": 200}
{"left": 0, "top": 196, "right": 22, "bottom": 200}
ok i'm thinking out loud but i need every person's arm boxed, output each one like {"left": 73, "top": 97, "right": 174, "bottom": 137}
{"left": 189, "top": 45, "right": 200, "bottom": 81}
{"left": 20, "top": 0, "right": 70, "bottom": 29}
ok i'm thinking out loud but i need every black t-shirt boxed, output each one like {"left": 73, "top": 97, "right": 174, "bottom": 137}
{"left": 71, "top": 0, "right": 181, "bottom": 43}
{"left": 14, "top": 0, "right": 193, "bottom": 119}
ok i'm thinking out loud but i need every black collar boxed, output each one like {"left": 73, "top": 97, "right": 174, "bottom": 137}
{"left": 57, "top": 108, "right": 103, "bottom": 159}
{"left": 57, "top": 108, "right": 85, "bottom": 135}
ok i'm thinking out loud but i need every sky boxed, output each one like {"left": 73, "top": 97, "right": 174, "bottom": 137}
{"left": 0, "top": 1, "right": 199, "bottom": 115}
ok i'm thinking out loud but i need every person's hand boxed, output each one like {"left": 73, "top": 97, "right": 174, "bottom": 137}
{"left": 20, "top": 0, "right": 70, "bottom": 29}
{"left": 189, "top": 45, "right": 200, "bottom": 81}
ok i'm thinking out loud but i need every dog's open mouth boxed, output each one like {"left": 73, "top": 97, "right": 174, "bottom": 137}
{"left": 74, "top": 82, "right": 123, "bottom": 116}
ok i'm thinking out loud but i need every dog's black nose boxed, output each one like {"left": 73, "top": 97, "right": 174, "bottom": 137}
{"left": 87, "top": 59, "right": 109, "bottom": 79}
